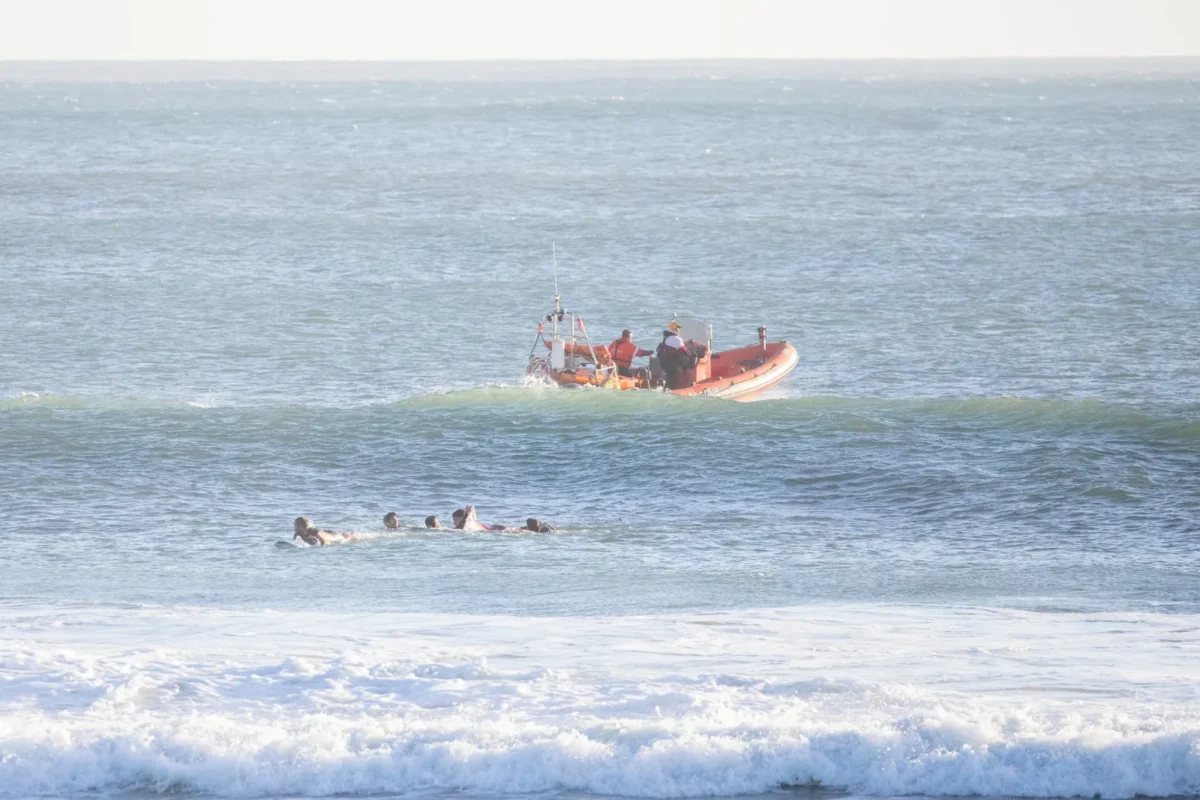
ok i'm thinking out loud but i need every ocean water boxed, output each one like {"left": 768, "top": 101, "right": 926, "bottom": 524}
{"left": 1, "top": 60, "right": 1198, "bottom": 799}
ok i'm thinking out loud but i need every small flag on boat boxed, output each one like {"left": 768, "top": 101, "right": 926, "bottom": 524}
{"left": 577, "top": 317, "right": 586, "bottom": 332}
{"left": 537, "top": 322, "right": 544, "bottom": 333}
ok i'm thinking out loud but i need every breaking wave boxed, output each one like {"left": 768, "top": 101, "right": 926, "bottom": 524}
{"left": 1, "top": 651, "right": 1197, "bottom": 798}
{"left": 4, "top": 601, "right": 1200, "bottom": 800}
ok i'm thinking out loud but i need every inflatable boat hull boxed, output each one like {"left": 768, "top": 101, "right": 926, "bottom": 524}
{"left": 672, "top": 342, "right": 798, "bottom": 401}
{"left": 544, "top": 341, "right": 797, "bottom": 401}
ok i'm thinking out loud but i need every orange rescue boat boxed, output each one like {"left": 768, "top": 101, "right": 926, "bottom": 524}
{"left": 525, "top": 297, "right": 797, "bottom": 402}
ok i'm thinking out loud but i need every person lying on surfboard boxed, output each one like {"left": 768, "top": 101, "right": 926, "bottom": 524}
{"left": 452, "top": 506, "right": 489, "bottom": 531}
{"left": 451, "top": 505, "right": 519, "bottom": 532}
{"left": 293, "top": 516, "right": 346, "bottom": 546}
{"left": 450, "top": 507, "right": 555, "bottom": 533}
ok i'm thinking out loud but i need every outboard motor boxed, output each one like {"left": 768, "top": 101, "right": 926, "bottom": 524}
{"left": 647, "top": 354, "right": 665, "bottom": 389}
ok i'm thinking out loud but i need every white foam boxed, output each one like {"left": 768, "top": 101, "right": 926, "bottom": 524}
{"left": 1, "top": 605, "right": 1197, "bottom": 798}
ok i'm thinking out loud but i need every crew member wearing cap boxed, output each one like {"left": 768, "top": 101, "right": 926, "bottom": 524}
{"left": 656, "top": 321, "right": 691, "bottom": 389}
{"left": 607, "top": 328, "right": 652, "bottom": 378}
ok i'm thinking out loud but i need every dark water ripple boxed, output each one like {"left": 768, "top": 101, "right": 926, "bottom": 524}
{"left": 2, "top": 390, "right": 1196, "bottom": 614}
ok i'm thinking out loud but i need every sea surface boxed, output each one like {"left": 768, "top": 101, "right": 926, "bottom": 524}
{"left": 1, "top": 60, "right": 1198, "bottom": 800}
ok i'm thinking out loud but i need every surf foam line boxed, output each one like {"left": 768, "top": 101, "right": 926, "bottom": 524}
{"left": 1, "top": 652, "right": 1198, "bottom": 798}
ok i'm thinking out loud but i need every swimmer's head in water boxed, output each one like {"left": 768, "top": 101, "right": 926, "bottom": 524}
{"left": 383, "top": 512, "right": 399, "bottom": 529}
{"left": 526, "top": 517, "right": 541, "bottom": 531}
{"left": 425, "top": 515, "right": 440, "bottom": 528}
{"left": 451, "top": 508, "right": 464, "bottom": 526}
{"left": 294, "top": 516, "right": 313, "bottom": 536}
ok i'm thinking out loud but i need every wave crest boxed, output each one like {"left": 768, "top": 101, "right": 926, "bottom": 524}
{"left": 1, "top": 652, "right": 1197, "bottom": 798}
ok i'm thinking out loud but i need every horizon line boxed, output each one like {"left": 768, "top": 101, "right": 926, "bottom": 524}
{"left": 4, "top": 55, "right": 1200, "bottom": 64}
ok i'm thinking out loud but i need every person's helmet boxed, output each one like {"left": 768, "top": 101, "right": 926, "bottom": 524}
{"left": 668, "top": 321, "right": 681, "bottom": 332}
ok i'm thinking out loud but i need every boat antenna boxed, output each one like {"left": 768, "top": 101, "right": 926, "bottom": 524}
{"left": 552, "top": 241, "right": 560, "bottom": 312}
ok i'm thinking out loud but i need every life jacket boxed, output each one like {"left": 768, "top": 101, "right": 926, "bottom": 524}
{"left": 609, "top": 338, "right": 639, "bottom": 368}
{"left": 656, "top": 340, "right": 682, "bottom": 370}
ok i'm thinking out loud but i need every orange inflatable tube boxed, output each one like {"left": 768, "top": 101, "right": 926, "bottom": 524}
{"left": 544, "top": 340, "right": 614, "bottom": 365}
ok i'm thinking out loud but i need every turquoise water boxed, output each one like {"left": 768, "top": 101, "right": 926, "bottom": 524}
{"left": 0, "top": 61, "right": 1198, "bottom": 798}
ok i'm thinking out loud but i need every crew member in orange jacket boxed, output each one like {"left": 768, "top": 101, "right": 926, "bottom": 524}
{"left": 608, "top": 329, "right": 652, "bottom": 378}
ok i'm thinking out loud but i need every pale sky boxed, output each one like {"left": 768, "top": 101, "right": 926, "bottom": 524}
{"left": 1, "top": 0, "right": 1198, "bottom": 61}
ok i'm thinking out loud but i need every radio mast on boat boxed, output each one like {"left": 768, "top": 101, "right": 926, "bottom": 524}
{"left": 552, "top": 241, "right": 561, "bottom": 339}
